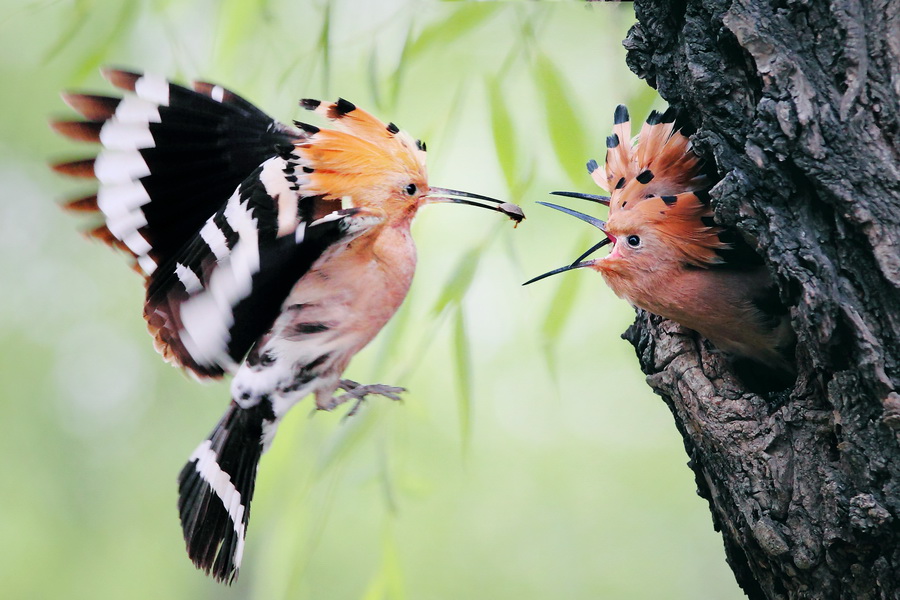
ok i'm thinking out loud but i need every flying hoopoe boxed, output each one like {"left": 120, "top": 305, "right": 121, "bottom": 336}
{"left": 526, "top": 105, "right": 794, "bottom": 378}
{"left": 52, "top": 68, "right": 524, "bottom": 584}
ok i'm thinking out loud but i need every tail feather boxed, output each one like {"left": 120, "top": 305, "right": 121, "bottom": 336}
{"left": 178, "top": 400, "right": 276, "bottom": 584}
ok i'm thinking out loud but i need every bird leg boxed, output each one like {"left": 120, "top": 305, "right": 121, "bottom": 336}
{"left": 318, "top": 379, "right": 405, "bottom": 418}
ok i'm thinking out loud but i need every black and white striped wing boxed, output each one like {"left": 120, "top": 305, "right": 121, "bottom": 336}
{"left": 145, "top": 157, "right": 384, "bottom": 378}
{"left": 53, "top": 68, "right": 301, "bottom": 275}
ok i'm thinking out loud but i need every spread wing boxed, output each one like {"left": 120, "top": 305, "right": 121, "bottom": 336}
{"left": 52, "top": 69, "right": 383, "bottom": 378}
{"left": 144, "top": 155, "right": 382, "bottom": 377}
{"left": 144, "top": 157, "right": 384, "bottom": 378}
{"left": 52, "top": 68, "right": 303, "bottom": 275}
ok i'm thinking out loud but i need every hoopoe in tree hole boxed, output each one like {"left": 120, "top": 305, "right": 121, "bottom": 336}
{"left": 526, "top": 105, "right": 794, "bottom": 379}
{"left": 52, "top": 68, "right": 524, "bottom": 584}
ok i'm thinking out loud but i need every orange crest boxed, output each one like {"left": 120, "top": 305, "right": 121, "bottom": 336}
{"left": 294, "top": 99, "right": 428, "bottom": 214}
{"left": 599, "top": 105, "right": 727, "bottom": 267}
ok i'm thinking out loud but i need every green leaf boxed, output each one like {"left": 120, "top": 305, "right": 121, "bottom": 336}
{"left": 432, "top": 245, "right": 482, "bottom": 315}
{"left": 452, "top": 307, "right": 473, "bottom": 450}
{"left": 488, "top": 77, "right": 519, "bottom": 193}
{"left": 378, "top": 440, "right": 399, "bottom": 515}
{"left": 387, "top": 20, "right": 415, "bottom": 108}
{"left": 533, "top": 52, "right": 592, "bottom": 184}
{"left": 317, "top": 0, "right": 332, "bottom": 94}
{"left": 368, "top": 43, "right": 382, "bottom": 110}
{"left": 406, "top": 3, "right": 500, "bottom": 60}
{"left": 42, "top": 0, "right": 90, "bottom": 65}
{"left": 537, "top": 230, "right": 593, "bottom": 386}
{"left": 314, "top": 407, "right": 379, "bottom": 475}
{"left": 362, "top": 530, "right": 406, "bottom": 600}
{"left": 216, "top": 0, "right": 267, "bottom": 62}
{"left": 540, "top": 233, "right": 591, "bottom": 342}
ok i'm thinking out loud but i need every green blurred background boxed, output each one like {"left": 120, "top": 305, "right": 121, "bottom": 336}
{"left": 0, "top": 1, "right": 744, "bottom": 598}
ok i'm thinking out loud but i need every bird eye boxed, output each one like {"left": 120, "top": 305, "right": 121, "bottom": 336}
{"left": 626, "top": 235, "right": 641, "bottom": 248}
{"left": 405, "top": 183, "right": 417, "bottom": 196}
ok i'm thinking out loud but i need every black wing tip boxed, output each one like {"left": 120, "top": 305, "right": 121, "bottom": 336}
{"left": 300, "top": 98, "right": 321, "bottom": 111}
{"left": 605, "top": 134, "right": 620, "bottom": 149}
{"left": 293, "top": 120, "right": 320, "bottom": 134}
{"left": 586, "top": 159, "right": 599, "bottom": 174}
{"left": 645, "top": 110, "right": 662, "bottom": 125}
{"left": 386, "top": 122, "right": 399, "bottom": 134}
{"left": 613, "top": 104, "right": 629, "bottom": 125}
{"left": 334, "top": 97, "right": 356, "bottom": 115}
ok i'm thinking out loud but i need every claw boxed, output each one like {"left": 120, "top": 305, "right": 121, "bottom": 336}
{"left": 318, "top": 379, "right": 406, "bottom": 417}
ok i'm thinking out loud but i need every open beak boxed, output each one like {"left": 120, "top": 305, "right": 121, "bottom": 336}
{"left": 522, "top": 197, "right": 615, "bottom": 286}
{"left": 549, "top": 190, "right": 611, "bottom": 205}
{"left": 424, "top": 186, "right": 525, "bottom": 227}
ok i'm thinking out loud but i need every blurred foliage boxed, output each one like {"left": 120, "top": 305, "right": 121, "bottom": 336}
{"left": 0, "top": 1, "right": 742, "bottom": 599}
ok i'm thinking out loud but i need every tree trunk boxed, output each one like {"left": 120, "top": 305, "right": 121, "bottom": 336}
{"left": 620, "top": 1, "right": 900, "bottom": 598}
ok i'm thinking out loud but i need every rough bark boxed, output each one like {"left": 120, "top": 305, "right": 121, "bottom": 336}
{"left": 622, "top": 1, "right": 900, "bottom": 598}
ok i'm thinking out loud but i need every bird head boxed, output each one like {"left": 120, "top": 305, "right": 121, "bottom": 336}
{"left": 293, "top": 98, "right": 524, "bottom": 225}
{"left": 524, "top": 104, "right": 726, "bottom": 289}
{"left": 523, "top": 189, "right": 727, "bottom": 288}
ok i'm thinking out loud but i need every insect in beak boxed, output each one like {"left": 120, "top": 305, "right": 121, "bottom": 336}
{"left": 424, "top": 186, "right": 525, "bottom": 226}
{"left": 522, "top": 198, "right": 615, "bottom": 286}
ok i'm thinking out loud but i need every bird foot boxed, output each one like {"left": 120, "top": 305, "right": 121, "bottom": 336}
{"left": 318, "top": 379, "right": 405, "bottom": 418}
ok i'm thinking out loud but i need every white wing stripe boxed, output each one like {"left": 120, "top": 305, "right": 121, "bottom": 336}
{"left": 105, "top": 209, "right": 148, "bottom": 239}
{"left": 175, "top": 262, "right": 204, "bottom": 294}
{"left": 99, "top": 120, "right": 156, "bottom": 150}
{"left": 134, "top": 73, "right": 171, "bottom": 107}
{"left": 137, "top": 254, "right": 158, "bottom": 275}
{"left": 97, "top": 181, "right": 151, "bottom": 215}
{"left": 113, "top": 96, "right": 161, "bottom": 123}
{"left": 95, "top": 150, "right": 151, "bottom": 184}
{"left": 123, "top": 231, "right": 152, "bottom": 256}
{"left": 179, "top": 205, "right": 260, "bottom": 369}
{"left": 200, "top": 221, "right": 231, "bottom": 260}
{"left": 188, "top": 440, "right": 246, "bottom": 565}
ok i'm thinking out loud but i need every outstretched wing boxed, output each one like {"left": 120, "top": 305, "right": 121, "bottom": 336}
{"left": 52, "top": 68, "right": 303, "bottom": 276}
{"left": 144, "top": 154, "right": 383, "bottom": 377}
{"left": 52, "top": 69, "right": 384, "bottom": 377}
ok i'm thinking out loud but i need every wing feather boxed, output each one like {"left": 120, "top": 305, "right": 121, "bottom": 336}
{"left": 145, "top": 157, "right": 384, "bottom": 377}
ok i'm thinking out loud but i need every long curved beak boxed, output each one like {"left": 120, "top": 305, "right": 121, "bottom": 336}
{"left": 522, "top": 260, "right": 598, "bottom": 286}
{"left": 536, "top": 201, "right": 608, "bottom": 231}
{"left": 549, "top": 190, "right": 611, "bottom": 205}
{"left": 522, "top": 197, "right": 615, "bottom": 286}
{"left": 424, "top": 186, "right": 525, "bottom": 226}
